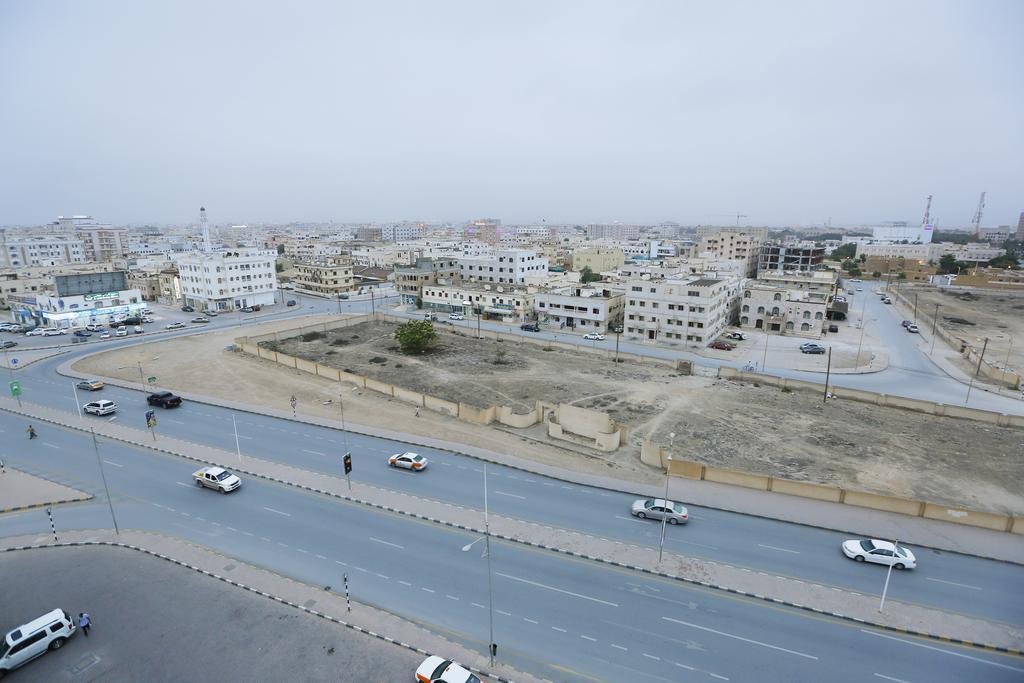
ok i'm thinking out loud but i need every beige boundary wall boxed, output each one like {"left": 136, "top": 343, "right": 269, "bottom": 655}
{"left": 716, "top": 367, "right": 1024, "bottom": 428}
{"left": 235, "top": 316, "right": 624, "bottom": 450}
{"left": 640, "top": 439, "right": 1021, "bottom": 534}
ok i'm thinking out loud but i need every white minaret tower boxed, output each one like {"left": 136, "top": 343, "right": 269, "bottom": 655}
{"left": 200, "top": 206, "right": 212, "bottom": 252}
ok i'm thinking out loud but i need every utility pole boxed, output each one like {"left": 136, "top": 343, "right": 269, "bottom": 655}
{"left": 913, "top": 293, "right": 918, "bottom": 322}
{"left": 823, "top": 347, "right": 832, "bottom": 403}
{"left": 964, "top": 337, "right": 989, "bottom": 407}
{"left": 91, "top": 428, "right": 120, "bottom": 535}
{"left": 929, "top": 304, "right": 941, "bottom": 355}
{"left": 761, "top": 332, "right": 769, "bottom": 372}
{"left": 855, "top": 295, "right": 868, "bottom": 369}
{"left": 972, "top": 191, "right": 986, "bottom": 238}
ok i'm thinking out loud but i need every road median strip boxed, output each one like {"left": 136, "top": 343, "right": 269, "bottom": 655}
{"left": 2, "top": 396, "right": 1021, "bottom": 655}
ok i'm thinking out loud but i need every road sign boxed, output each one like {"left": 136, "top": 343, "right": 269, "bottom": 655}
{"left": 9, "top": 358, "right": 18, "bottom": 366}
{"left": 9, "top": 380, "right": 21, "bottom": 397}
{"left": 343, "top": 452, "right": 352, "bottom": 475}
{"left": 147, "top": 376, "right": 157, "bottom": 384}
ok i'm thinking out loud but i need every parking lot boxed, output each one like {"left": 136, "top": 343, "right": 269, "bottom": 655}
{"left": 1, "top": 546, "right": 423, "bottom": 682}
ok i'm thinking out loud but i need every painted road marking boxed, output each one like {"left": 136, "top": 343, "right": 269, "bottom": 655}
{"left": 674, "top": 539, "right": 720, "bottom": 551}
{"left": 663, "top": 617, "right": 818, "bottom": 660}
{"left": 580, "top": 635, "right": 597, "bottom": 642}
{"left": 861, "top": 631, "right": 1024, "bottom": 673}
{"left": 263, "top": 507, "right": 291, "bottom": 517}
{"left": 873, "top": 675, "right": 910, "bottom": 683}
{"left": 166, "top": 419, "right": 185, "bottom": 425}
{"left": 369, "top": 537, "right": 405, "bottom": 550}
{"left": 925, "top": 577, "right": 982, "bottom": 590}
{"left": 421, "top": 588, "right": 435, "bottom": 594}
{"left": 611, "top": 644, "right": 627, "bottom": 651}
{"left": 615, "top": 515, "right": 647, "bottom": 524}
{"left": 494, "top": 491, "right": 527, "bottom": 500}
{"left": 758, "top": 544, "right": 801, "bottom": 554}
{"left": 496, "top": 572, "right": 618, "bottom": 607}
{"left": 42, "top": 442, "right": 59, "bottom": 449}
{"left": 302, "top": 449, "right": 326, "bottom": 456}
{"left": 102, "top": 460, "right": 123, "bottom": 467}
{"left": 175, "top": 482, "right": 190, "bottom": 488}
{"left": 551, "top": 626, "right": 567, "bottom": 633}
{"left": 399, "top": 580, "right": 412, "bottom": 587}
{"left": 523, "top": 618, "right": 539, "bottom": 624}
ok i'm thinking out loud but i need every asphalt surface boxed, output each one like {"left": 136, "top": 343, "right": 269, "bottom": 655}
{"left": 1, "top": 421, "right": 1022, "bottom": 682}
{"left": 0, "top": 546, "right": 424, "bottom": 683}
{"left": 7, "top": 358, "right": 1023, "bottom": 626}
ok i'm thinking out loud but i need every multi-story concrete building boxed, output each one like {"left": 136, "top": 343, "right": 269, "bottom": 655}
{"left": 463, "top": 218, "right": 502, "bottom": 246}
{"left": 623, "top": 274, "right": 741, "bottom": 345}
{"left": 293, "top": 258, "right": 355, "bottom": 298}
{"left": 855, "top": 242, "right": 1004, "bottom": 264}
{"left": 350, "top": 246, "right": 417, "bottom": 268}
{"left": 459, "top": 249, "right": 548, "bottom": 285}
{"left": 698, "top": 230, "right": 762, "bottom": 276}
{"left": 1017, "top": 212, "right": 1024, "bottom": 241}
{"left": 283, "top": 240, "right": 348, "bottom": 262}
{"left": 421, "top": 281, "right": 534, "bottom": 322}
{"left": 584, "top": 224, "right": 640, "bottom": 240}
{"left": 381, "top": 223, "right": 425, "bottom": 241}
{"left": 757, "top": 243, "right": 826, "bottom": 274}
{"left": 570, "top": 247, "right": 624, "bottom": 274}
{"left": 393, "top": 257, "right": 460, "bottom": 305}
{"left": 0, "top": 234, "right": 86, "bottom": 267}
{"left": 533, "top": 286, "right": 625, "bottom": 332}
{"left": 76, "top": 225, "right": 130, "bottom": 262}
{"left": 871, "top": 223, "right": 934, "bottom": 244}
{"left": 740, "top": 283, "right": 829, "bottom": 337}
{"left": 7, "top": 270, "right": 145, "bottom": 330}
{"left": 174, "top": 248, "right": 278, "bottom": 312}
{"left": 756, "top": 269, "right": 838, "bottom": 295}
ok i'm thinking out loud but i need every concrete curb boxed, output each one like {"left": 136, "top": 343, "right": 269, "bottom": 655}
{"left": 6, "top": 401, "right": 1018, "bottom": 656}
{"left": 0, "top": 496, "right": 93, "bottom": 515}
{"left": 1, "top": 540, "right": 516, "bottom": 683}
{"left": 40, "top": 354, "right": 1024, "bottom": 564}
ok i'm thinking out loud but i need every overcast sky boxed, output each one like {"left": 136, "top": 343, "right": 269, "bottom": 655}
{"left": 1, "top": 1, "right": 1021, "bottom": 228}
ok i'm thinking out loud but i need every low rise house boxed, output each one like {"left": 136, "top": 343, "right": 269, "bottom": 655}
{"left": 740, "top": 283, "right": 829, "bottom": 337}
{"left": 533, "top": 286, "right": 625, "bottom": 332}
{"left": 421, "top": 281, "right": 534, "bottom": 322}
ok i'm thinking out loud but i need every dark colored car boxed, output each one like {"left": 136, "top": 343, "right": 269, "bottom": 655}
{"left": 0, "top": 340, "right": 16, "bottom": 349}
{"left": 73, "top": 330, "right": 92, "bottom": 337}
{"left": 709, "top": 340, "right": 735, "bottom": 350}
{"left": 123, "top": 316, "right": 143, "bottom": 326}
{"left": 147, "top": 391, "right": 183, "bottom": 408}
{"left": 286, "top": 300, "right": 297, "bottom": 306}
{"left": 181, "top": 305, "right": 195, "bottom": 313}
{"left": 520, "top": 322, "right": 540, "bottom": 332}
{"left": 801, "top": 346, "right": 827, "bottom": 354}
{"left": 828, "top": 324, "right": 839, "bottom": 333}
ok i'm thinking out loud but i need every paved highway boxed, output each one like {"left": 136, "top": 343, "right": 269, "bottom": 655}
{"left": 1, "top": 420, "right": 1020, "bottom": 683}
{"left": 7, "top": 328, "right": 1024, "bottom": 626}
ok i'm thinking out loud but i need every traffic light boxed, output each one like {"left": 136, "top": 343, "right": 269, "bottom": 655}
{"left": 343, "top": 452, "right": 352, "bottom": 475}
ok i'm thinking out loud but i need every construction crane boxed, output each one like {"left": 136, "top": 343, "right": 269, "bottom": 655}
{"left": 971, "top": 192, "right": 986, "bottom": 237}
{"left": 734, "top": 213, "right": 747, "bottom": 226}
{"left": 921, "top": 195, "right": 932, "bottom": 226}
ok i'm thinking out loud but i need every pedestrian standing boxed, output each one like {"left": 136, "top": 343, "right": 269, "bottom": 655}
{"left": 78, "top": 612, "right": 91, "bottom": 637}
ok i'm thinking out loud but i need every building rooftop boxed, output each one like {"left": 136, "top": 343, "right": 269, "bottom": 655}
{"left": 689, "top": 278, "right": 722, "bottom": 287}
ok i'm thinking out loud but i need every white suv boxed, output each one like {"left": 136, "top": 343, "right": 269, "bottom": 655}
{"left": 0, "top": 609, "right": 76, "bottom": 677}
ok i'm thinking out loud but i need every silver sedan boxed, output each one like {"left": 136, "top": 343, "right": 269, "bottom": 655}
{"left": 631, "top": 498, "right": 689, "bottom": 524}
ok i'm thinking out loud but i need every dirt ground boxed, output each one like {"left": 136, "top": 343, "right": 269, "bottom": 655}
{"left": 73, "top": 316, "right": 1024, "bottom": 514}
{"left": 902, "top": 284, "right": 1024, "bottom": 375}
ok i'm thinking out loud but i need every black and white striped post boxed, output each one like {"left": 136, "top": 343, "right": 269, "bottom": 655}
{"left": 343, "top": 573, "right": 350, "bottom": 612}
{"left": 46, "top": 507, "right": 58, "bottom": 542}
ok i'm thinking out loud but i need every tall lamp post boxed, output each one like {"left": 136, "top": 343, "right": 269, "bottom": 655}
{"left": 659, "top": 433, "right": 674, "bottom": 563}
{"left": 461, "top": 463, "right": 496, "bottom": 666}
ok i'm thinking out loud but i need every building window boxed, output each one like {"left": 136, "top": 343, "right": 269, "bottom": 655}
{"left": 801, "top": 323, "right": 810, "bottom": 331}
{"left": 757, "top": 306, "right": 765, "bottom": 314}
{"left": 803, "top": 310, "right": 811, "bottom": 319}
{"left": 786, "top": 321, "right": 794, "bottom": 331}
{"left": 743, "top": 290, "right": 751, "bottom": 298}
{"left": 773, "top": 293, "right": 782, "bottom": 301}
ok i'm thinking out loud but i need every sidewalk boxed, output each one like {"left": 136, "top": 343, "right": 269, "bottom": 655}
{"left": 0, "top": 466, "right": 92, "bottom": 513}
{"left": 2, "top": 395, "right": 1020, "bottom": 653}
{"left": 0, "top": 530, "right": 542, "bottom": 683}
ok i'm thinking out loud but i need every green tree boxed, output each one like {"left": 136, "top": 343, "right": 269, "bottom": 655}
{"left": 276, "top": 243, "right": 285, "bottom": 255}
{"left": 394, "top": 320, "right": 438, "bottom": 354}
{"left": 830, "top": 243, "right": 856, "bottom": 260}
{"left": 579, "top": 266, "right": 602, "bottom": 284}
{"left": 858, "top": 253, "right": 867, "bottom": 263}
{"left": 275, "top": 262, "right": 284, "bottom": 273}
{"left": 841, "top": 259, "right": 857, "bottom": 272}
{"left": 848, "top": 267, "right": 863, "bottom": 277}
{"left": 897, "top": 272, "right": 907, "bottom": 279}
{"left": 871, "top": 271, "right": 882, "bottom": 278}
{"left": 937, "top": 254, "right": 961, "bottom": 274}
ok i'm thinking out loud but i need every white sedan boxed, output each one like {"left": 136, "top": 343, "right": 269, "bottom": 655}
{"left": 583, "top": 333, "right": 605, "bottom": 341}
{"left": 42, "top": 328, "right": 67, "bottom": 336}
{"left": 84, "top": 399, "right": 117, "bottom": 416}
{"left": 448, "top": 313, "right": 465, "bottom": 320}
{"left": 388, "top": 452, "right": 428, "bottom": 471}
{"left": 841, "top": 539, "right": 917, "bottom": 569}
{"left": 415, "top": 656, "right": 481, "bottom": 683}
{"left": 25, "top": 328, "right": 46, "bottom": 336}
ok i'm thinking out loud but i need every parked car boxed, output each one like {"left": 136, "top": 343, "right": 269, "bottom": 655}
{"left": 799, "top": 342, "right": 824, "bottom": 350}
{"left": 882, "top": 297, "right": 893, "bottom": 304}
{"left": 901, "top": 320, "right": 912, "bottom": 328}
{"left": 85, "top": 324, "right": 104, "bottom": 332}
{"left": 708, "top": 340, "right": 735, "bottom": 350}
{"left": 83, "top": 399, "right": 117, "bottom": 416}
{"left": 424, "top": 313, "right": 439, "bottom": 322}
{"left": 76, "top": 379, "right": 105, "bottom": 391}
{"left": 0, "top": 609, "right": 77, "bottom": 678}
{"left": 907, "top": 324, "right": 919, "bottom": 333}
{"left": 147, "top": 391, "right": 183, "bottom": 408}
{"left": 631, "top": 498, "right": 689, "bottom": 524}
{"left": 520, "top": 322, "right": 540, "bottom": 332}
{"left": 388, "top": 452, "right": 429, "bottom": 471}
{"left": 181, "top": 305, "right": 195, "bottom": 312}
{"left": 241, "top": 306, "right": 255, "bottom": 313}
{"left": 165, "top": 321, "right": 186, "bottom": 329}
{"left": 841, "top": 539, "right": 916, "bottom": 569}
{"left": 0, "top": 340, "right": 16, "bottom": 349}
{"left": 98, "top": 331, "right": 111, "bottom": 339}
{"left": 448, "top": 313, "right": 464, "bottom": 321}
{"left": 415, "top": 656, "right": 481, "bottom": 683}
{"left": 286, "top": 300, "right": 297, "bottom": 306}
{"left": 192, "top": 466, "right": 241, "bottom": 493}
{"left": 827, "top": 324, "right": 839, "bottom": 333}
{"left": 583, "top": 333, "right": 605, "bottom": 341}
{"left": 115, "top": 327, "right": 128, "bottom": 337}
{"left": 123, "top": 316, "right": 143, "bottom": 326}
{"left": 133, "top": 326, "right": 144, "bottom": 334}
{"left": 24, "top": 328, "right": 45, "bottom": 336}
{"left": 725, "top": 331, "right": 748, "bottom": 340}
{"left": 801, "top": 346, "right": 827, "bottom": 354}
{"left": 42, "top": 328, "right": 66, "bottom": 336}
{"left": 204, "top": 310, "right": 218, "bottom": 316}
{"left": 191, "top": 317, "right": 210, "bottom": 324}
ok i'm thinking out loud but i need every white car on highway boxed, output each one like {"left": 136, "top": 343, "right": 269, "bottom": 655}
{"left": 583, "top": 333, "right": 605, "bottom": 341}
{"left": 388, "top": 452, "right": 428, "bottom": 471}
{"left": 166, "top": 322, "right": 186, "bottom": 329}
{"left": 415, "top": 656, "right": 481, "bottom": 683}
{"left": 192, "top": 466, "right": 242, "bottom": 493}
{"left": 448, "top": 313, "right": 464, "bottom": 320}
{"left": 83, "top": 399, "right": 117, "bottom": 416}
{"left": 841, "top": 539, "right": 917, "bottom": 569}
{"left": 25, "top": 328, "right": 46, "bottom": 336}
{"left": 631, "top": 498, "right": 689, "bottom": 524}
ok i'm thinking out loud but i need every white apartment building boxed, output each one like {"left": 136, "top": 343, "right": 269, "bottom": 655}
{"left": 382, "top": 223, "right": 425, "bottom": 241}
{"left": 698, "top": 230, "right": 762, "bottom": 276}
{"left": 871, "top": 224, "right": 934, "bottom": 244}
{"left": 1, "top": 235, "right": 86, "bottom": 267}
{"left": 855, "top": 241, "right": 1005, "bottom": 264}
{"left": 283, "top": 240, "right": 348, "bottom": 262}
{"left": 533, "top": 286, "right": 625, "bottom": 332}
{"left": 623, "top": 275, "right": 741, "bottom": 345}
{"left": 459, "top": 249, "right": 548, "bottom": 285}
{"left": 584, "top": 224, "right": 641, "bottom": 240}
{"left": 350, "top": 246, "right": 417, "bottom": 268}
{"left": 740, "top": 284, "right": 829, "bottom": 337}
{"left": 76, "top": 225, "right": 130, "bottom": 262}
{"left": 854, "top": 243, "right": 931, "bottom": 260}
{"left": 421, "top": 282, "right": 534, "bottom": 322}
{"left": 174, "top": 248, "right": 278, "bottom": 311}
{"left": 756, "top": 269, "right": 838, "bottom": 295}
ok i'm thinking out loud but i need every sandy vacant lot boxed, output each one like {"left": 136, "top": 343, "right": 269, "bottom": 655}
{"left": 250, "top": 320, "right": 1024, "bottom": 514}
{"left": 903, "top": 284, "right": 1024, "bottom": 375}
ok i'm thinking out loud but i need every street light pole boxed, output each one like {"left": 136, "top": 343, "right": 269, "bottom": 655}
{"left": 929, "top": 304, "right": 941, "bottom": 356}
{"left": 91, "top": 428, "right": 119, "bottom": 535}
{"left": 659, "top": 433, "right": 674, "bottom": 563}
{"left": 232, "top": 413, "right": 242, "bottom": 464}
{"left": 964, "top": 337, "right": 989, "bottom": 407}
{"left": 483, "top": 462, "right": 495, "bottom": 666}
{"left": 855, "top": 295, "right": 868, "bottom": 369}
{"left": 878, "top": 539, "right": 899, "bottom": 612}
{"left": 760, "top": 331, "right": 769, "bottom": 373}
{"left": 71, "top": 381, "right": 83, "bottom": 420}
{"left": 823, "top": 347, "right": 832, "bottom": 403}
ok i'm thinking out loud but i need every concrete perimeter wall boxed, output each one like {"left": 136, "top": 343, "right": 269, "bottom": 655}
{"left": 717, "top": 367, "right": 1023, "bottom": 428}
{"left": 642, "top": 439, "right": 1020, "bottom": 534}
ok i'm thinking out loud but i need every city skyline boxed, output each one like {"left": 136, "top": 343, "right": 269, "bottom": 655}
{"left": 2, "top": 1, "right": 1022, "bottom": 227}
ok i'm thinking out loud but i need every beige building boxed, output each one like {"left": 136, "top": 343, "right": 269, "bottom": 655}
{"left": 294, "top": 258, "right": 355, "bottom": 298}
{"left": 570, "top": 247, "right": 625, "bottom": 274}
{"left": 393, "top": 257, "right": 460, "bottom": 305}
{"left": 698, "top": 230, "right": 762, "bottom": 276}
{"left": 533, "top": 286, "right": 625, "bottom": 332}
{"left": 623, "top": 274, "right": 742, "bottom": 345}
{"left": 740, "top": 284, "right": 828, "bottom": 337}
{"left": 127, "top": 271, "right": 161, "bottom": 301}
{"left": 756, "top": 269, "right": 838, "bottom": 295}
{"left": 421, "top": 281, "right": 534, "bottom": 322}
